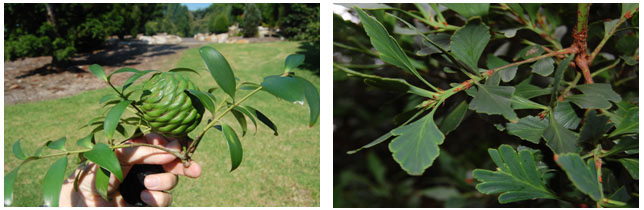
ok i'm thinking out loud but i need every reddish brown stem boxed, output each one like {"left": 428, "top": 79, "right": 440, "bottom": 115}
{"left": 572, "top": 3, "right": 594, "bottom": 84}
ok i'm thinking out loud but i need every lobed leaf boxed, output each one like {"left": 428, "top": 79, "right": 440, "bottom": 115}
{"left": 469, "top": 84, "right": 518, "bottom": 122}
{"left": 578, "top": 110, "right": 611, "bottom": 144}
{"left": 555, "top": 153, "right": 603, "bottom": 201}
{"left": 553, "top": 102, "right": 581, "bottom": 129}
{"left": 473, "top": 145, "right": 556, "bottom": 204}
{"left": 514, "top": 77, "right": 552, "bottom": 99}
{"left": 506, "top": 116, "right": 548, "bottom": 144}
{"left": 42, "top": 156, "right": 68, "bottom": 207}
{"left": 543, "top": 116, "right": 578, "bottom": 154}
{"left": 389, "top": 110, "right": 445, "bottom": 175}
{"left": 199, "top": 46, "right": 237, "bottom": 99}
{"left": 487, "top": 55, "right": 517, "bottom": 82}
{"left": 444, "top": 3, "right": 489, "bottom": 18}
{"left": 609, "top": 107, "right": 638, "bottom": 137}
{"left": 221, "top": 124, "right": 243, "bottom": 172}
{"left": 451, "top": 21, "right": 491, "bottom": 72}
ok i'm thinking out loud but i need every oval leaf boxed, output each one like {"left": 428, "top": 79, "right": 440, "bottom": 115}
{"left": 261, "top": 75, "right": 305, "bottom": 103}
{"left": 76, "top": 133, "right": 95, "bottom": 149}
{"left": 46, "top": 137, "right": 67, "bottom": 151}
{"left": 12, "top": 140, "right": 26, "bottom": 160}
{"left": 233, "top": 106, "right": 257, "bottom": 133}
{"left": 42, "top": 156, "right": 68, "bottom": 207}
{"left": 284, "top": 54, "right": 305, "bottom": 72}
{"left": 230, "top": 109, "right": 248, "bottom": 136}
{"left": 295, "top": 77, "right": 320, "bottom": 126}
{"left": 186, "top": 89, "right": 215, "bottom": 115}
{"left": 95, "top": 167, "right": 111, "bottom": 201}
{"left": 104, "top": 100, "right": 132, "bottom": 140}
{"left": 199, "top": 46, "right": 236, "bottom": 99}
{"left": 244, "top": 106, "right": 278, "bottom": 136}
{"left": 84, "top": 143, "right": 123, "bottom": 182}
{"left": 221, "top": 124, "right": 243, "bottom": 172}
{"left": 4, "top": 167, "right": 21, "bottom": 206}
{"left": 169, "top": 67, "right": 200, "bottom": 75}
{"left": 89, "top": 64, "right": 107, "bottom": 82}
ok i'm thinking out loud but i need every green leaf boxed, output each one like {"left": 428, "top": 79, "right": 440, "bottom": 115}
{"left": 553, "top": 102, "right": 581, "bottom": 129}
{"left": 89, "top": 64, "right": 107, "bottom": 82}
{"left": 76, "top": 133, "right": 94, "bottom": 149}
{"left": 439, "top": 101, "right": 468, "bottom": 135}
{"left": 566, "top": 94, "right": 612, "bottom": 109}
{"left": 389, "top": 110, "right": 445, "bottom": 175}
{"left": 199, "top": 46, "right": 236, "bottom": 99}
{"left": 122, "top": 70, "right": 155, "bottom": 91}
{"left": 99, "top": 94, "right": 117, "bottom": 104}
{"left": 450, "top": 21, "right": 490, "bottom": 72}
{"left": 168, "top": 67, "right": 199, "bottom": 75}
{"left": 469, "top": 84, "right": 518, "bottom": 122}
{"left": 444, "top": 3, "right": 489, "bottom": 18}
{"left": 549, "top": 54, "right": 575, "bottom": 107}
{"left": 337, "top": 3, "right": 392, "bottom": 10}
{"left": 12, "top": 140, "right": 26, "bottom": 160}
{"left": 284, "top": 54, "right": 305, "bottom": 72}
{"left": 473, "top": 145, "right": 556, "bottom": 204}
{"left": 46, "top": 137, "right": 67, "bottom": 151}
{"left": 95, "top": 167, "right": 111, "bottom": 201}
{"left": 515, "top": 78, "right": 552, "bottom": 99}
{"left": 609, "top": 107, "right": 638, "bottom": 137}
{"left": 604, "top": 19, "right": 620, "bottom": 37}
{"left": 531, "top": 57, "right": 554, "bottom": 76}
{"left": 511, "top": 95, "right": 549, "bottom": 110}
{"left": 604, "top": 136, "right": 638, "bottom": 157}
{"left": 295, "top": 77, "right": 320, "bottom": 126}
{"left": 221, "top": 124, "right": 243, "bottom": 172}
{"left": 521, "top": 4, "right": 541, "bottom": 23}
{"left": 487, "top": 55, "right": 517, "bottom": 82}
{"left": 618, "top": 158, "right": 638, "bottom": 180}
{"left": 244, "top": 106, "right": 278, "bottom": 136}
{"left": 347, "top": 132, "right": 394, "bottom": 155}
{"left": 261, "top": 75, "right": 305, "bottom": 104}
{"left": 516, "top": 45, "right": 545, "bottom": 61}
{"left": 417, "top": 33, "right": 451, "bottom": 56}
{"left": 506, "top": 116, "right": 548, "bottom": 144}
{"left": 621, "top": 3, "right": 639, "bottom": 18}
{"left": 84, "top": 143, "right": 123, "bottom": 182}
{"left": 4, "top": 166, "right": 21, "bottom": 206}
{"left": 335, "top": 66, "right": 435, "bottom": 98}
{"left": 186, "top": 89, "right": 215, "bottom": 115}
{"left": 579, "top": 110, "right": 610, "bottom": 144}
{"left": 42, "top": 156, "right": 67, "bottom": 207}
{"left": 576, "top": 83, "right": 622, "bottom": 103}
{"left": 104, "top": 100, "right": 131, "bottom": 140}
{"left": 421, "top": 187, "right": 460, "bottom": 201}
{"left": 555, "top": 153, "right": 603, "bottom": 201}
{"left": 354, "top": 7, "right": 423, "bottom": 80}
{"left": 108, "top": 67, "right": 139, "bottom": 81}
{"left": 543, "top": 116, "right": 578, "bottom": 154}
{"left": 233, "top": 106, "right": 257, "bottom": 133}
{"left": 230, "top": 108, "right": 248, "bottom": 136}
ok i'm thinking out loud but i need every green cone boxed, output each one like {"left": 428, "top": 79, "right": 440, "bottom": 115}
{"left": 141, "top": 72, "right": 203, "bottom": 137}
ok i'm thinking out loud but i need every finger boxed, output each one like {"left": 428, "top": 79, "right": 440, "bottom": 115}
{"left": 144, "top": 173, "right": 178, "bottom": 191}
{"left": 162, "top": 160, "right": 202, "bottom": 178}
{"left": 140, "top": 190, "right": 172, "bottom": 207}
{"left": 115, "top": 134, "right": 180, "bottom": 166}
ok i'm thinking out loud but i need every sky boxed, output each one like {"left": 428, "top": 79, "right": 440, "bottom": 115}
{"left": 181, "top": 3, "right": 211, "bottom": 11}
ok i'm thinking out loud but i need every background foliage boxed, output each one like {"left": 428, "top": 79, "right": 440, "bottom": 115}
{"left": 333, "top": 3, "right": 638, "bottom": 207}
{"left": 4, "top": 3, "right": 320, "bottom": 62}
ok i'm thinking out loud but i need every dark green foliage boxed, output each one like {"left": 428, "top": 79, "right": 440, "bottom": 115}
{"left": 334, "top": 3, "right": 638, "bottom": 208}
{"left": 279, "top": 4, "right": 319, "bottom": 42}
{"left": 241, "top": 3, "right": 262, "bottom": 37}
{"left": 209, "top": 13, "right": 230, "bottom": 34}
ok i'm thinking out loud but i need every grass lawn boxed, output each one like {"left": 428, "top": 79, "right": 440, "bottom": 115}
{"left": 4, "top": 41, "right": 320, "bottom": 206}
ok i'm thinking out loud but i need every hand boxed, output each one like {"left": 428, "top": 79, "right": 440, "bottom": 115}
{"left": 58, "top": 133, "right": 202, "bottom": 206}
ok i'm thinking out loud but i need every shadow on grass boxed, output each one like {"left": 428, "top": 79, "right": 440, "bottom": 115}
{"left": 295, "top": 41, "right": 320, "bottom": 76}
{"left": 15, "top": 42, "right": 187, "bottom": 79}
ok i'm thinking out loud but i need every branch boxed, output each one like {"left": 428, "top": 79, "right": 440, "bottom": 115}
{"left": 573, "top": 3, "right": 594, "bottom": 84}
{"left": 589, "top": 12, "right": 633, "bottom": 64}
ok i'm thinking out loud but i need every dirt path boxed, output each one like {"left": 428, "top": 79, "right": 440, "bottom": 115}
{"left": 4, "top": 41, "right": 202, "bottom": 105}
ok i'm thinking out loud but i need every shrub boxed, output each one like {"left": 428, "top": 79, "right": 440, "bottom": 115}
{"left": 334, "top": 3, "right": 638, "bottom": 208}
{"left": 209, "top": 13, "right": 230, "bottom": 34}
{"left": 241, "top": 3, "right": 262, "bottom": 37}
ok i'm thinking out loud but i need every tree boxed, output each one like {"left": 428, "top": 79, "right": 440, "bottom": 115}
{"left": 279, "top": 4, "right": 319, "bottom": 42}
{"left": 209, "top": 13, "right": 230, "bottom": 34}
{"left": 241, "top": 3, "right": 262, "bottom": 37}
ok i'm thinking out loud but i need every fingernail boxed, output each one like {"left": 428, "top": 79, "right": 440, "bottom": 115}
{"left": 141, "top": 191, "right": 153, "bottom": 204}
{"left": 145, "top": 176, "right": 160, "bottom": 188}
